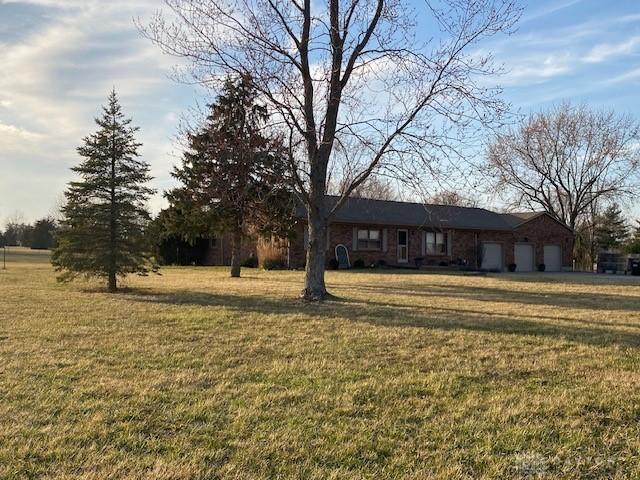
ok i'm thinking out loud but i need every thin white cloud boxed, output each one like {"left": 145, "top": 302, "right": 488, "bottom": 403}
{"left": 498, "top": 54, "right": 572, "bottom": 86}
{"left": 521, "top": 0, "right": 584, "bottom": 24}
{"left": 0, "top": 121, "right": 41, "bottom": 139}
{"left": 583, "top": 36, "right": 640, "bottom": 63}
{"left": 603, "top": 67, "right": 640, "bottom": 85}
{"left": 0, "top": 0, "right": 195, "bottom": 220}
{"left": 613, "top": 13, "right": 640, "bottom": 25}
{"left": 483, "top": 2, "right": 640, "bottom": 91}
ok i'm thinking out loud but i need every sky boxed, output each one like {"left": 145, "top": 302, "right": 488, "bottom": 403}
{"left": 0, "top": 0, "right": 639, "bottom": 224}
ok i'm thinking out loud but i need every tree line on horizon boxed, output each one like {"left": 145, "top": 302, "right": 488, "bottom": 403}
{"left": 0, "top": 217, "right": 57, "bottom": 250}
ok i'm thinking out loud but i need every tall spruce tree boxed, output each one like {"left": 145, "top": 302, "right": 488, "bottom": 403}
{"left": 594, "top": 203, "right": 629, "bottom": 252}
{"left": 52, "top": 90, "right": 156, "bottom": 291}
{"left": 169, "top": 74, "right": 293, "bottom": 277}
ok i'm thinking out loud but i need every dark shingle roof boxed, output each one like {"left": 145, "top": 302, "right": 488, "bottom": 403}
{"left": 499, "top": 211, "right": 544, "bottom": 228}
{"left": 299, "top": 196, "right": 526, "bottom": 231}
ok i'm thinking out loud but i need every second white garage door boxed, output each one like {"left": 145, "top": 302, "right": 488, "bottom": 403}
{"left": 514, "top": 244, "right": 534, "bottom": 272}
{"left": 481, "top": 243, "right": 503, "bottom": 271}
{"left": 544, "top": 245, "right": 562, "bottom": 272}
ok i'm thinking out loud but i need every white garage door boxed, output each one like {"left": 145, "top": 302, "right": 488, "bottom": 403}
{"left": 514, "top": 244, "right": 534, "bottom": 272}
{"left": 481, "top": 243, "right": 503, "bottom": 271}
{"left": 544, "top": 245, "right": 562, "bottom": 272}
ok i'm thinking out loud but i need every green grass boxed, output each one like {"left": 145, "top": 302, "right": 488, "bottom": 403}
{"left": 1, "top": 248, "right": 640, "bottom": 479}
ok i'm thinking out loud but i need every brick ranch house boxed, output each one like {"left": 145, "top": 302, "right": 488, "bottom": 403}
{"left": 206, "top": 196, "right": 575, "bottom": 272}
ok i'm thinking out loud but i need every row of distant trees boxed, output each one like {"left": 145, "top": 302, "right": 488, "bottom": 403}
{"left": 0, "top": 217, "right": 57, "bottom": 249}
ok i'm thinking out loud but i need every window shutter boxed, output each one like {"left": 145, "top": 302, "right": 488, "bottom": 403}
{"left": 447, "top": 231, "right": 453, "bottom": 256}
{"left": 303, "top": 225, "right": 309, "bottom": 250}
{"left": 382, "top": 229, "right": 388, "bottom": 252}
{"left": 421, "top": 231, "right": 426, "bottom": 255}
{"left": 326, "top": 226, "right": 330, "bottom": 251}
{"left": 352, "top": 227, "right": 358, "bottom": 251}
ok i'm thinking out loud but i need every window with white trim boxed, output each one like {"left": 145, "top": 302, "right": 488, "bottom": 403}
{"left": 357, "top": 229, "right": 381, "bottom": 250}
{"left": 426, "top": 231, "right": 446, "bottom": 255}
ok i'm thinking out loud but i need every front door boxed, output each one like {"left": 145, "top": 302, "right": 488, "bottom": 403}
{"left": 397, "top": 229, "right": 408, "bottom": 263}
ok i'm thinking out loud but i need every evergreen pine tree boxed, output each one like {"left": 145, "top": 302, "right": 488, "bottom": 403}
{"left": 169, "top": 74, "right": 293, "bottom": 278}
{"left": 627, "top": 220, "right": 640, "bottom": 254}
{"left": 31, "top": 217, "right": 57, "bottom": 249}
{"left": 594, "top": 203, "right": 629, "bottom": 252}
{"left": 52, "top": 90, "right": 156, "bottom": 291}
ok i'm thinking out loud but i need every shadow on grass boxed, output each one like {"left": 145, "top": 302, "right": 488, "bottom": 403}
{"left": 328, "top": 282, "right": 640, "bottom": 314}
{"left": 332, "top": 267, "right": 640, "bottom": 286}
{"left": 491, "top": 272, "right": 640, "bottom": 286}
{"left": 126, "top": 287, "right": 640, "bottom": 349}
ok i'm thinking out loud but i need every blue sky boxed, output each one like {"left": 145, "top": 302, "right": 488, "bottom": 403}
{"left": 0, "top": 0, "right": 639, "bottom": 223}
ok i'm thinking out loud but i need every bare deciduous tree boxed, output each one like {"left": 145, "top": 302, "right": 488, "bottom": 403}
{"left": 141, "top": 0, "right": 521, "bottom": 299}
{"left": 429, "top": 190, "right": 478, "bottom": 207}
{"left": 334, "top": 174, "right": 399, "bottom": 201}
{"left": 488, "top": 102, "right": 640, "bottom": 231}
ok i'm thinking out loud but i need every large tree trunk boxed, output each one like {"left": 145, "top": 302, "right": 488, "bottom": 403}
{"left": 230, "top": 229, "right": 242, "bottom": 278}
{"left": 303, "top": 213, "right": 328, "bottom": 300}
{"left": 302, "top": 182, "right": 330, "bottom": 300}
{"left": 108, "top": 271, "right": 117, "bottom": 292}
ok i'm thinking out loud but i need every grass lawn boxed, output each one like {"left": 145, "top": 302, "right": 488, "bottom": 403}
{"left": 1, "top": 248, "right": 640, "bottom": 479}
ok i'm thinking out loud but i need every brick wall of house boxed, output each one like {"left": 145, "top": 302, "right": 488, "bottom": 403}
{"left": 450, "top": 216, "right": 573, "bottom": 269}
{"left": 512, "top": 214, "right": 574, "bottom": 267}
{"left": 287, "top": 214, "right": 574, "bottom": 270}
{"left": 204, "top": 234, "right": 258, "bottom": 266}
{"left": 329, "top": 223, "right": 427, "bottom": 267}
{"left": 289, "top": 222, "right": 477, "bottom": 269}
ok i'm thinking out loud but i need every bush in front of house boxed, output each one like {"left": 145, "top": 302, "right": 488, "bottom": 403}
{"left": 262, "top": 258, "right": 287, "bottom": 270}
{"left": 377, "top": 259, "right": 388, "bottom": 268}
{"left": 538, "top": 263, "right": 546, "bottom": 272}
{"left": 508, "top": 263, "right": 517, "bottom": 272}
{"left": 257, "top": 238, "right": 288, "bottom": 270}
{"left": 328, "top": 258, "right": 339, "bottom": 270}
{"left": 241, "top": 256, "right": 259, "bottom": 268}
{"left": 353, "top": 258, "right": 365, "bottom": 269}
{"left": 414, "top": 257, "right": 424, "bottom": 268}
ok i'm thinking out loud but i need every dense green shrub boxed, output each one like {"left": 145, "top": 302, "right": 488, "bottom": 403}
{"left": 241, "top": 256, "right": 259, "bottom": 268}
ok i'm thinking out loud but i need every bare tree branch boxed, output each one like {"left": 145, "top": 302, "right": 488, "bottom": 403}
{"left": 140, "top": 0, "right": 522, "bottom": 298}
{"left": 487, "top": 101, "right": 640, "bottom": 230}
